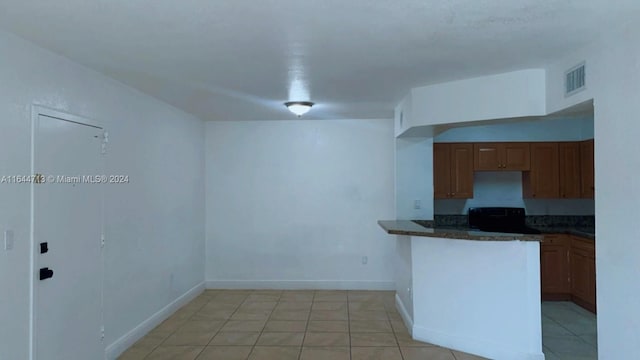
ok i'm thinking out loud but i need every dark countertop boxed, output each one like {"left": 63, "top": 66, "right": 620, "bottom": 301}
{"left": 378, "top": 220, "right": 543, "bottom": 242}
{"left": 413, "top": 220, "right": 595, "bottom": 241}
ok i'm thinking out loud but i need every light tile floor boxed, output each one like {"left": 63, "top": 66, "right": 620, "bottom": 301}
{"left": 118, "top": 290, "right": 487, "bottom": 360}
{"left": 542, "top": 301, "right": 598, "bottom": 360}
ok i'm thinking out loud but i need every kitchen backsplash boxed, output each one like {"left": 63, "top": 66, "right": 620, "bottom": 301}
{"left": 433, "top": 215, "right": 468, "bottom": 227}
{"left": 525, "top": 215, "right": 595, "bottom": 228}
{"left": 430, "top": 215, "right": 595, "bottom": 228}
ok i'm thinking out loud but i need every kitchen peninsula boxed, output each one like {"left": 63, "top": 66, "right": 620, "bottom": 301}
{"left": 379, "top": 220, "right": 544, "bottom": 360}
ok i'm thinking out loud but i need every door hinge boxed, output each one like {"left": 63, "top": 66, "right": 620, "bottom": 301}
{"left": 100, "top": 326, "right": 105, "bottom": 341}
{"left": 101, "top": 131, "right": 109, "bottom": 155}
{"left": 100, "top": 233, "right": 105, "bottom": 248}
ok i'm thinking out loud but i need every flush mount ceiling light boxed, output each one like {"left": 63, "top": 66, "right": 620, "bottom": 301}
{"left": 284, "top": 101, "right": 314, "bottom": 117}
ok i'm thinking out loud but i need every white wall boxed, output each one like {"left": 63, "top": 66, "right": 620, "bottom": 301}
{"left": 205, "top": 119, "right": 395, "bottom": 289}
{"left": 394, "top": 236, "right": 413, "bottom": 322}
{"left": 0, "top": 30, "right": 205, "bottom": 360}
{"left": 409, "top": 69, "right": 546, "bottom": 128}
{"left": 434, "top": 116, "right": 593, "bottom": 143}
{"left": 586, "top": 23, "right": 640, "bottom": 358}
{"left": 433, "top": 117, "right": 595, "bottom": 215}
{"left": 396, "top": 137, "right": 434, "bottom": 220}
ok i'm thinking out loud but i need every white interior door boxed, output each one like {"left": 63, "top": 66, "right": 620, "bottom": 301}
{"left": 32, "top": 112, "right": 104, "bottom": 360}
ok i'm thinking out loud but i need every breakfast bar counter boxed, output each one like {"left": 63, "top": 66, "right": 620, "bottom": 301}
{"left": 378, "top": 220, "right": 543, "bottom": 241}
{"left": 381, "top": 219, "right": 544, "bottom": 360}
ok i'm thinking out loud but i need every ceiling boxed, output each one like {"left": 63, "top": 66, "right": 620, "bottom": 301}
{"left": 0, "top": 1, "right": 637, "bottom": 121}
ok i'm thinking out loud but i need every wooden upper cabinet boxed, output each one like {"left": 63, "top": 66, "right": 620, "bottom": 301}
{"left": 433, "top": 144, "right": 452, "bottom": 199}
{"left": 434, "top": 143, "right": 473, "bottom": 199}
{"left": 503, "top": 143, "right": 531, "bottom": 170}
{"left": 450, "top": 144, "right": 474, "bottom": 198}
{"left": 474, "top": 142, "right": 530, "bottom": 171}
{"left": 474, "top": 143, "right": 500, "bottom": 170}
{"left": 580, "top": 139, "right": 595, "bottom": 198}
{"left": 523, "top": 142, "right": 559, "bottom": 198}
{"left": 558, "top": 142, "right": 582, "bottom": 198}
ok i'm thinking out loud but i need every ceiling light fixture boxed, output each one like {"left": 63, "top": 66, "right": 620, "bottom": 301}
{"left": 284, "top": 101, "right": 314, "bottom": 117}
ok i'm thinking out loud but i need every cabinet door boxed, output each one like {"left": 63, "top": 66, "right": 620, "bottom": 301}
{"left": 450, "top": 143, "right": 474, "bottom": 199}
{"left": 558, "top": 142, "right": 582, "bottom": 198}
{"left": 540, "top": 235, "right": 570, "bottom": 296}
{"left": 473, "top": 143, "right": 501, "bottom": 170}
{"left": 433, "top": 143, "right": 451, "bottom": 199}
{"left": 570, "top": 248, "right": 592, "bottom": 305}
{"left": 580, "top": 139, "right": 595, "bottom": 198}
{"left": 526, "top": 143, "right": 559, "bottom": 198}
{"left": 571, "top": 237, "right": 596, "bottom": 312}
{"left": 588, "top": 256, "right": 596, "bottom": 311}
{"left": 503, "top": 143, "right": 531, "bottom": 170}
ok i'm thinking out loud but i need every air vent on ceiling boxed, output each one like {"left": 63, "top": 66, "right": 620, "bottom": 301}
{"left": 565, "top": 62, "right": 586, "bottom": 96}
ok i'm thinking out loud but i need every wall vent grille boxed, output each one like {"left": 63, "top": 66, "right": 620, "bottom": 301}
{"left": 565, "top": 62, "right": 586, "bottom": 96}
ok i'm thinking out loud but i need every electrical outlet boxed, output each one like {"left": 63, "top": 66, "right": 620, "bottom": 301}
{"left": 4, "top": 230, "right": 14, "bottom": 251}
{"left": 362, "top": 256, "right": 368, "bottom": 265}
{"left": 414, "top": 200, "right": 421, "bottom": 209}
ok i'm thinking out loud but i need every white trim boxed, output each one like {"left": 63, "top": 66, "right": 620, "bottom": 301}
{"left": 29, "top": 105, "right": 38, "bottom": 360}
{"left": 31, "top": 105, "right": 102, "bottom": 129}
{"left": 394, "top": 293, "right": 413, "bottom": 335}
{"left": 104, "top": 282, "right": 205, "bottom": 360}
{"left": 206, "top": 280, "right": 395, "bottom": 291}
{"left": 412, "top": 325, "right": 546, "bottom": 360}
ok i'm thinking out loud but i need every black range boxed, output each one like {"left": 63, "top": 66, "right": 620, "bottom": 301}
{"left": 468, "top": 207, "right": 541, "bottom": 234}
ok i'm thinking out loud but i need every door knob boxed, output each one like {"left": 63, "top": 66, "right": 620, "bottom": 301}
{"left": 39, "top": 267, "right": 54, "bottom": 281}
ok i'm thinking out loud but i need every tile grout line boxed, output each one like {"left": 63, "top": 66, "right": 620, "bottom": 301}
{"left": 190, "top": 291, "right": 217, "bottom": 360}
{"left": 297, "top": 291, "right": 316, "bottom": 360}
{"left": 542, "top": 302, "right": 598, "bottom": 359}
{"left": 250, "top": 290, "right": 280, "bottom": 358}
{"left": 141, "top": 291, "right": 211, "bottom": 360}
{"left": 347, "top": 291, "right": 352, "bottom": 360}
{"left": 128, "top": 290, "right": 451, "bottom": 360}
{"left": 207, "top": 290, "right": 254, "bottom": 358}
{"left": 387, "top": 297, "right": 406, "bottom": 360}
{"left": 203, "top": 290, "right": 248, "bottom": 359}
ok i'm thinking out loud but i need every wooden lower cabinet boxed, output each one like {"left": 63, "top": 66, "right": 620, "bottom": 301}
{"left": 540, "top": 235, "right": 571, "bottom": 299}
{"left": 570, "top": 237, "right": 597, "bottom": 313}
{"left": 541, "top": 234, "right": 596, "bottom": 313}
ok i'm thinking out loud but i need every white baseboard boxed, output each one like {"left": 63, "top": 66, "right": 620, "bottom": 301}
{"left": 394, "top": 293, "right": 413, "bottom": 335}
{"left": 205, "top": 280, "right": 395, "bottom": 291}
{"left": 104, "top": 282, "right": 205, "bottom": 360}
{"left": 412, "top": 325, "right": 545, "bottom": 360}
